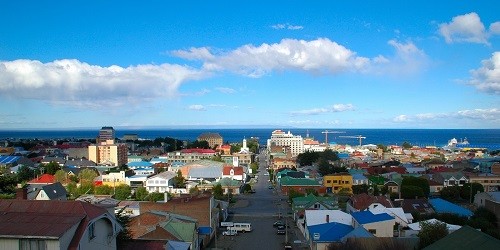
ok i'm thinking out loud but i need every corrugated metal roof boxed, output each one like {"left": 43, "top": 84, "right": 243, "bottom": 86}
{"left": 188, "top": 167, "right": 222, "bottom": 179}
{"left": 0, "top": 155, "right": 20, "bottom": 164}
{"left": 307, "top": 222, "right": 354, "bottom": 242}
{"left": 429, "top": 198, "right": 473, "bottom": 217}
{"left": 351, "top": 210, "right": 394, "bottom": 224}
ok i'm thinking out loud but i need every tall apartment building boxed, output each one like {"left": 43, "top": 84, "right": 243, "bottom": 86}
{"left": 267, "top": 130, "right": 304, "bottom": 157}
{"left": 197, "top": 133, "right": 223, "bottom": 148}
{"left": 88, "top": 139, "right": 128, "bottom": 167}
{"left": 98, "top": 126, "right": 116, "bottom": 143}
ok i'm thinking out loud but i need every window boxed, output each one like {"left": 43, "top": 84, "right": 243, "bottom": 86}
{"left": 326, "top": 180, "right": 331, "bottom": 184}
{"left": 88, "top": 222, "right": 96, "bottom": 240}
{"left": 368, "top": 229, "right": 377, "bottom": 234}
{"left": 20, "top": 239, "right": 46, "bottom": 250}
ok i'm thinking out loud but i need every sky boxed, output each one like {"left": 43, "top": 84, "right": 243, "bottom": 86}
{"left": 0, "top": 1, "right": 499, "bottom": 129}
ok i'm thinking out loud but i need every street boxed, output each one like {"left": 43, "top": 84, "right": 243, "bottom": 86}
{"left": 208, "top": 149, "right": 308, "bottom": 250}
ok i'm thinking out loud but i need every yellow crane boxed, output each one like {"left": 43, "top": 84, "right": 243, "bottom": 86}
{"left": 321, "top": 130, "right": 345, "bottom": 144}
{"left": 339, "top": 135, "right": 366, "bottom": 147}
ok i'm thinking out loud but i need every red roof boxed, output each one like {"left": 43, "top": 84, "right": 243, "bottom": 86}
{"left": 0, "top": 200, "right": 108, "bottom": 249}
{"left": 223, "top": 166, "right": 244, "bottom": 176}
{"left": 349, "top": 193, "right": 393, "bottom": 211}
{"left": 180, "top": 148, "right": 216, "bottom": 154}
{"left": 28, "top": 174, "right": 56, "bottom": 184}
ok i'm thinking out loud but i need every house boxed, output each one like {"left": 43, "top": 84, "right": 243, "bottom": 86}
{"left": 346, "top": 193, "right": 393, "bottom": 213}
{"left": 139, "top": 195, "right": 217, "bottom": 248}
{"left": 279, "top": 176, "right": 324, "bottom": 195}
{"left": 429, "top": 198, "right": 473, "bottom": 218}
{"left": 303, "top": 210, "right": 353, "bottom": 242}
{"left": 292, "top": 194, "right": 339, "bottom": 218}
{"left": 322, "top": 173, "right": 353, "bottom": 194}
{"left": 433, "top": 172, "right": 468, "bottom": 187}
{"left": 393, "top": 199, "right": 435, "bottom": 216}
{"left": 307, "top": 223, "right": 354, "bottom": 250}
{"left": 351, "top": 210, "right": 395, "bottom": 237}
{"left": 30, "top": 182, "right": 67, "bottom": 201}
{"left": 64, "top": 159, "right": 96, "bottom": 168}
{"left": 27, "top": 174, "right": 56, "bottom": 185}
{"left": 369, "top": 204, "right": 412, "bottom": 227}
{"left": 116, "top": 200, "right": 141, "bottom": 217}
{"left": 423, "top": 225, "right": 500, "bottom": 250}
{"left": 76, "top": 195, "right": 121, "bottom": 216}
{"left": 198, "top": 177, "right": 242, "bottom": 195}
{"left": 145, "top": 171, "right": 177, "bottom": 193}
{"left": 127, "top": 211, "right": 199, "bottom": 250}
{"left": 221, "top": 165, "right": 245, "bottom": 181}
{"left": 474, "top": 191, "right": 500, "bottom": 207}
{"left": 468, "top": 173, "right": 500, "bottom": 192}
{"left": 0, "top": 199, "right": 122, "bottom": 250}
{"left": 41, "top": 157, "right": 66, "bottom": 166}
{"left": 351, "top": 173, "right": 369, "bottom": 186}
{"left": 405, "top": 218, "right": 461, "bottom": 237}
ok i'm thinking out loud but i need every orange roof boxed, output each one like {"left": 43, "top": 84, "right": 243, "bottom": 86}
{"left": 222, "top": 166, "right": 244, "bottom": 175}
{"left": 28, "top": 174, "right": 55, "bottom": 184}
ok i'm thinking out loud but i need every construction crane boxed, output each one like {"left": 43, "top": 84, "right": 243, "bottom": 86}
{"left": 321, "top": 130, "right": 345, "bottom": 144}
{"left": 339, "top": 135, "right": 366, "bottom": 147}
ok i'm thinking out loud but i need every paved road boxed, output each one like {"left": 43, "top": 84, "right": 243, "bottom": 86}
{"left": 208, "top": 150, "right": 308, "bottom": 250}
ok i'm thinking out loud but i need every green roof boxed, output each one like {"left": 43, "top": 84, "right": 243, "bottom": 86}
{"left": 213, "top": 177, "right": 242, "bottom": 187}
{"left": 368, "top": 175, "right": 386, "bottom": 185}
{"left": 280, "top": 176, "right": 321, "bottom": 186}
{"left": 424, "top": 226, "right": 500, "bottom": 250}
{"left": 161, "top": 221, "right": 196, "bottom": 242}
{"left": 292, "top": 194, "right": 338, "bottom": 211}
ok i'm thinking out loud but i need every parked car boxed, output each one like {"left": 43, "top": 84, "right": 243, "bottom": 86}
{"left": 277, "top": 225, "right": 286, "bottom": 235}
{"left": 273, "top": 220, "right": 285, "bottom": 227}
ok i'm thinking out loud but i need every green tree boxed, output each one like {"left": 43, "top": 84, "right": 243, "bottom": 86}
{"left": 401, "top": 176, "right": 430, "bottom": 197}
{"left": 247, "top": 139, "right": 259, "bottom": 154}
{"left": 78, "top": 169, "right": 98, "bottom": 186}
{"left": 189, "top": 186, "right": 200, "bottom": 195}
{"left": 135, "top": 187, "right": 148, "bottom": 201}
{"left": 0, "top": 175, "right": 17, "bottom": 195}
{"left": 212, "top": 183, "right": 224, "bottom": 200}
{"left": 460, "top": 183, "right": 484, "bottom": 202}
{"left": 42, "top": 162, "right": 60, "bottom": 175}
{"left": 250, "top": 162, "right": 258, "bottom": 174}
{"left": 173, "top": 170, "right": 186, "bottom": 188}
{"left": 211, "top": 154, "right": 224, "bottom": 162}
{"left": 402, "top": 142, "right": 413, "bottom": 149}
{"left": 54, "top": 170, "right": 67, "bottom": 184}
{"left": 352, "top": 184, "right": 370, "bottom": 194}
{"left": 17, "top": 166, "right": 36, "bottom": 182}
{"left": 317, "top": 158, "right": 332, "bottom": 177}
{"left": 114, "top": 184, "right": 132, "bottom": 200}
{"left": 187, "top": 140, "right": 210, "bottom": 149}
{"left": 149, "top": 192, "right": 166, "bottom": 202}
{"left": 288, "top": 188, "right": 304, "bottom": 203}
{"left": 401, "top": 185, "right": 424, "bottom": 199}
{"left": 417, "top": 220, "right": 449, "bottom": 249}
{"left": 242, "top": 184, "right": 252, "bottom": 193}
{"left": 296, "top": 151, "right": 320, "bottom": 166}
{"left": 230, "top": 144, "right": 241, "bottom": 154}
{"left": 94, "top": 185, "right": 113, "bottom": 195}
{"left": 377, "top": 144, "right": 387, "bottom": 152}
{"left": 440, "top": 186, "right": 461, "bottom": 201}
{"left": 66, "top": 181, "right": 78, "bottom": 198}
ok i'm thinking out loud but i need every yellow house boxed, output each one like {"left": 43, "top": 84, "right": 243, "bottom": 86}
{"left": 323, "top": 173, "right": 353, "bottom": 194}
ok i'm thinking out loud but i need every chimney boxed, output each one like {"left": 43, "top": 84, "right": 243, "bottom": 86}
{"left": 326, "top": 214, "right": 330, "bottom": 223}
{"left": 16, "top": 187, "right": 27, "bottom": 200}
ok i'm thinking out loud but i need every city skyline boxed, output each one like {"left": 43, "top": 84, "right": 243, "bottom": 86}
{"left": 0, "top": 1, "right": 499, "bottom": 129}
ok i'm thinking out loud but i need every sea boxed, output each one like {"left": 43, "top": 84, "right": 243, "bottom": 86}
{"left": 1, "top": 128, "right": 500, "bottom": 150}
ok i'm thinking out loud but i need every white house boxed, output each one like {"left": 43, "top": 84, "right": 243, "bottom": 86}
{"left": 303, "top": 210, "right": 353, "bottom": 240}
{"left": 351, "top": 210, "right": 395, "bottom": 237}
{"left": 145, "top": 171, "right": 177, "bottom": 193}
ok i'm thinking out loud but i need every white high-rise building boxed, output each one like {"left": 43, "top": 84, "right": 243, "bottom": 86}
{"left": 267, "top": 130, "right": 304, "bottom": 157}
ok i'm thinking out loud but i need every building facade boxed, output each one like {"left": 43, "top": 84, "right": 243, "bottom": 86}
{"left": 267, "top": 130, "right": 304, "bottom": 157}
{"left": 98, "top": 126, "right": 115, "bottom": 143}
{"left": 197, "top": 133, "right": 223, "bottom": 148}
{"left": 323, "top": 173, "right": 353, "bottom": 194}
{"left": 88, "top": 139, "right": 128, "bottom": 167}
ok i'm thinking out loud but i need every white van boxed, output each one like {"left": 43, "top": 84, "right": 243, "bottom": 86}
{"left": 232, "top": 222, "right": 252, "bottom": 232}
{"left": 222, "top": 227, "right": 238, "bottom": 236}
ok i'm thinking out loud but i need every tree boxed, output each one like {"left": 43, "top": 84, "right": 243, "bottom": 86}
{"left": 250, "top": 162, "right": 258, "bottom": 174}
{"left": 189, "top": 186, "right": 200, "bottom": 195}
{"left": 401, "top": 185, "right": 424, "bottom": 199}
{"left": 401, "top": 176, "right": 430, "bottom": 197}
{"left": 78, "top": 169, "right": 98, "bottom": 186}
{"left": 242, "top": 184, "right": 252, "bottom": 193}
{"left": 66, "top": 182, "right": 78, "bottom": 198}
{"left": 212, "top": 183, "right": 224, "bottom": 200}
{"left": 317, "top": 158, "right": 332, "bottom": 177}
{"left": 0, "top": 175, "right": 17, "bottom": 195}
{"left": 173, "top": 170, "right": 186, "bottom": 188}
{"left": 54, "top": 170, "right": 67, "bottom": 184}
{"left": 352, "top": 184, "right": 369, "bottom": 195}
{"left": 149, "top": 192, "right": 166, "bottom": 202}
{"left": 114, "top": 184, "right": 132, "bottom": 200}
{"left": 211, "top": 154, "right": 224, "bottom": 162}
{"left": 460, "top": 183, "right": 484, "bottom": 202}
{"left": 417, "top": 220, "right": 448, "bottom": 249}
{"left": 246, "top": 139, "right": 259, "bottom": 154}
{"left": 440, "top": 186, "right": 461, "bottom": 201}
{"left": 402, "top": 142, "right": 413, "bottom": 149}
{"left": 135, "top": 186, "right": 148, "bottom": 201}
{"left": 288, "top": 189, "right": 304, "bottom": 203}
{"left": 94, "top": 185, "right": 113, "bottom": 195}
{"left": 42, "top": 162, "right": 60, "bottom": 175}
{"left": 296, "top": 151, "right": 320, "bottom": 166}
{"left": 377, "top": 144, "right": 387, "bottom": 152}
{"left": 17, "top": 166, "right": 36, "bottom": 182}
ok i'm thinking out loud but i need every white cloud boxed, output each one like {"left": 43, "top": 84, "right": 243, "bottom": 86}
{"left": 215, "top": 87, "right": 236, "bottom": 94}
{"left": 0, "top": 59, "right": 205, "bottom": 107}
{"left": 468, "top": 52, "right": 500, "bottom": 95}
{"left": 438, "top": 12, "right": 500, "bottom": 44}
{"left": 173, "top": 38, "right": 370, "bottom": 77}
{"left": 291, "top": 104, "right": 355, "bottom": 116}
{"left": 371, "top": 40, "right": 429, "bottom": 75}
{"left": 188, "top": 104, "right": 206, "bottom": 111}
{"left": 271, "top": 23, "right": 303, "bottom": 30}
{"left": 394, "top": 109, "right": 500, "bottom": 123}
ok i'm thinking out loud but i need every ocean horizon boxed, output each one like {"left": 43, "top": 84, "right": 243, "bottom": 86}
{"left": 1, "top": 128, "right": 499, "bottom": 150}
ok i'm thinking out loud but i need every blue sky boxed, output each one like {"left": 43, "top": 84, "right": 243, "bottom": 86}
{"left": 0, "top": 1, "right": 499, "bottom": 129}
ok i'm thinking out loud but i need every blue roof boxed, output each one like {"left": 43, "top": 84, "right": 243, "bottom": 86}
{"left": 429, "top": 198, "right": 473, "bottom": 217}
{"left": 351, "top": 173, "right": 368, "bottom": 180}
{"left": 127, "top": 161, "right": 153, "bottom": 167}
{"left": 338, "top": 153, "right": 350, "bottom": 159}
{"left": 340, "top": 226, "right": 374, "bottom": 242}
{"left": 0, "top": 156, "right": 21, "bottom": 164}
{"left": 308, "top": 222, "right": 354, "bottom": 242}
{"left": 351, "top": 211, "right": 394, "bottom": 224}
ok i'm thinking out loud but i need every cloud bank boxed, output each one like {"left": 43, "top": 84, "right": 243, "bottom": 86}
{"left": 291, "top": 104, "right": 355, "bottom": 116}
{"left": 0, "top": 59, "right": 204, "bottom": 107}
{"left": 468, "top": 52, "right": 500, "bottom": 95}
{"left": 393, "top": 108, "right": 500, "bottom": 123}
{"left": 438, "top": 12, "right": 500, "bottom": 44}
